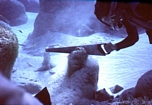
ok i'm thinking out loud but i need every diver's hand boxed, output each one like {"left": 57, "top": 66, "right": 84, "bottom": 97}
{"left": 103, "top": 43, "right": 116, "bottom": 54}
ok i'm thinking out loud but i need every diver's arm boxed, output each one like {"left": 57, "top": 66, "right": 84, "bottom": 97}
{"left": 115, "top": 20, "right": 139, "bottom": 50}
{"left": 103, "top": 20, "right": 139, "bottom": 54}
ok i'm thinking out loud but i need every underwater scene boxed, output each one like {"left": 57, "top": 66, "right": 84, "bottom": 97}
{"left": 0, "top": 0, "right": 152, "bottom": 105}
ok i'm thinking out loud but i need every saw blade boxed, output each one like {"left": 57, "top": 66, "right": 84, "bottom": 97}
{"left": 45, "top": 44, "right": 106, "bottom": 55}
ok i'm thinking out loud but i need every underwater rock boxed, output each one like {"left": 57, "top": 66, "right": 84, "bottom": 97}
{"left": 0, "top": 0, "right": 28, "bottom": 26}
{"left": 119, "top": 87, "right": 135, "bottom": 100}
{"left": 0, "top": 26, "right": 18, "bottom": 79}
{"left": 119, "top": 70, "right": 152, "bottom": 100}
{"left": 0, "top": 15, "right": 10, "bottom": 24}
{"left": 134, "top": 70, "right": 152, "bottom": 99}
{"left": 18, "top": 0, "right": 39, "bottom": 13}
{"left": 110, "top": 85, "right": 124, "bottom": 94}
{"left": 51, "top": 56, "right": 99, "bottom": 104}
{"left": 67, "top": 47, "right": 88, "bottom": 77}
{"left": 36, "top": 52, "right": 52, "bottom": 71}
{"left": 26, "top": 0, "right": 101, "bottom": 39}
{"left": 94, "top": 88, "right": 112, "bottom": 102}
{"left": 0, "top": 20, "right": 11, "bottom": 30}
{"left": 67, "top": 57, "right": 99, "bottom": 101}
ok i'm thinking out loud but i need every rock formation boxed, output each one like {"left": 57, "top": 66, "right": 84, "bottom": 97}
{"left": 119, "top": 87, "right": 135, "bottom": 100}
{"left": 0, "top": 26, "right": 18, "bottom": 79}
{"left": 134, "top": 70, "right": 152, "bottom": 99}
{"left": 120, "top": 70, "right": 152, "bottom": 100}
{"left": 67, "top": 47, "right": 88, "bottom": 77}
{"left": 18, "top": 0, "right": 39, "bottom": 13}
{"left": 94, "top": 88, "right": 112, "bottom": 102}
{"left": 50, "top": 48, "right": 99, "bottom": 104}
{"left": 0, "top": 0, "right": 28, "bottom": 26}
{"left": 23, "top": 0, "right": 102, "bottom": 50}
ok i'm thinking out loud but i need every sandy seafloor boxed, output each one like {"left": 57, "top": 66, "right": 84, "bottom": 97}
{"left": 10, "top": 12, "right": 152, "bottom": 104}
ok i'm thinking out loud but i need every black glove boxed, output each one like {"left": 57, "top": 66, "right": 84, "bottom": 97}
{"left": 103, "top": 43, "right": 117, "bottom": 54}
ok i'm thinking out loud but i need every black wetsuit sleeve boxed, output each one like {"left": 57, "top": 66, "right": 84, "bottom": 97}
{"left": 115, "top": 20, "right": 139, "bottom": 50}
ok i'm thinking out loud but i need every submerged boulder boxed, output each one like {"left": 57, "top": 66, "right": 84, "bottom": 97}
{"left": 50, "top": 49, "right": 99, "bottom": 104}
{"left": 67, "top": 47, "right": 88, "bottom": 77}
{"left": 67, "top": 57, "right": 99, "bottom": 100}
{"left": 134, "top": 70, "right": 152, "bottom": 99}
{"left": 26, "top": 0, "right": 101, "bottom": 39}
{"left": 0, "top": 15, "right": 11, "bottom": 29}
{"left": 0, "top": 20, "right": 11, "bottom": 30}
{"left": 67, "top": 49, "right": 99, "bottom": 100}
{"left": 0, "top": 26, "right": 18, "bottom": 79}
{"left": 119, "top": 70, "right": 152, "bottom": 100}
{"left": 110, "top": 85, "right": 124, "bottom": 94}
{"left": 94, "top": 88, "right": 112, "bottom": 102}
{"left": 0, "top": 0, "right": 28, "bottom": 26}
{"left": 18, "top": 0, "right": 39, "bottom": 13}
{"left": 119, "top": 87, "right": 135, "bottom": 100}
